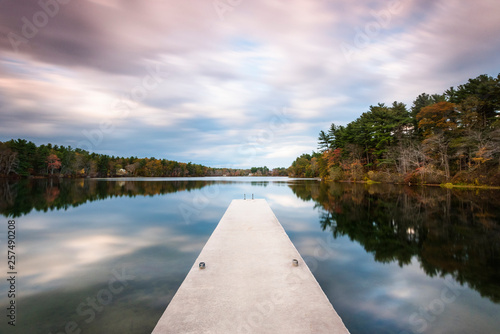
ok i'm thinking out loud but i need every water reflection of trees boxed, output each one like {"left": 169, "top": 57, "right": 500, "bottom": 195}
{"left": 289, "top": 182, "right": 500, "bottom": 303}
{"left": 0, "top": 178, "right": 214, "bottom": 218}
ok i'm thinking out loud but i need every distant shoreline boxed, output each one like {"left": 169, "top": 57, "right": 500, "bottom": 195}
{"left": 0, "top": 175, "right": 300, "bottom": 180}
{"left": 2, "top": 175, "right": 499, "bottom": 189}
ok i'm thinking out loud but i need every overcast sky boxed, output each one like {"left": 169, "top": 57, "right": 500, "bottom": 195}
{"left": 1, "top": 0, "right": 499, "bottom": 168}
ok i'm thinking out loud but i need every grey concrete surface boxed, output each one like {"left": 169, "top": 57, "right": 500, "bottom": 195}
{"left": 152, "top": 199, "right": 350, "bottom": 333}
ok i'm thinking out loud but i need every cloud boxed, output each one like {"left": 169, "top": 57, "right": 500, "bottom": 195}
{"left": 0, "top": 0, "right": 219, "bottom": 73}
{"left": 0, "top": 0, "right": 499, "bottom": 167}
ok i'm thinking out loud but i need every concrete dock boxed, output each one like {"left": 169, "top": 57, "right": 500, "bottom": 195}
{"left": 152, "top": 199, "right": 349, "bottom": 333}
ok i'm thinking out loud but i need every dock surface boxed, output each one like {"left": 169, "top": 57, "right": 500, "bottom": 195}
{"left": 152, "top": 199, "right": 349, "bottom": 333}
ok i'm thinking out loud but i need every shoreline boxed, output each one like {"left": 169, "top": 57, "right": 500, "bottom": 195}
{"left": 2, "top": 175, "right": 500, "bottom": 189}
{"left": 314, "top": 178, "right": 500, "bottom": 190}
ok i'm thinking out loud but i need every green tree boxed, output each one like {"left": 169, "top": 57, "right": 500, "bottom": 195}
{"left": 446, "top": 74, "right": 500, "bottom": 127}
{"left": 7, "top": 139, "right": 37, "bottom": 176}
{"left": 317, "top": 130, "right": 330, "bottom": 152}
{"left": 97, "top": 155, "right": 110, "bottom": 177}
{"left": 328, "top": 124, "right": 347, "bottom": 150}
{"left": 290, "top": 154, "right": 313, "bottom": 177}
{"left": 36, "top": 145, "right": 51, "bottom": 175}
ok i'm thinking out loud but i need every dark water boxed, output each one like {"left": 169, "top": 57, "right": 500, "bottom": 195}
{"left": 0, "top": 177, "right": 499, "bottom": 334}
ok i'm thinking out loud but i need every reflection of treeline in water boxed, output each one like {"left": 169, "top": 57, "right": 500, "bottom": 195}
{"left": 289, "top": 182, "right": 500, "bottom": 303}
{"left": 0, "top": 178, "right": 214, "bottom": 218}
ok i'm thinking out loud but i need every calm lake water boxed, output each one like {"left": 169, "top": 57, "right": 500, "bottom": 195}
{"left": 1, "top": 177, "right": 499, "bottom": 334}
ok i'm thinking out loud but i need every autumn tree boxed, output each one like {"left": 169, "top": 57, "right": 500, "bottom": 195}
{"left": 46, "top": 154, "right": 62, "bottom": 175}
{"left": 125, "top": 161, "right": 141, "bottom": 176}
{"left": 416, "top": 102, "right": 460, "bottom": 180}
{"left": 416, "top": 101, "right": 458, "bottom": 137}
{"left": 144, "top": 159, "right": 163, "bottom": 176}
{"left": 410, "top": 94, "right": 446, "bottom": 139}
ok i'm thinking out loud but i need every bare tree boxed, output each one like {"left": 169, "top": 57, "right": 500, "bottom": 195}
{"left": 0, "top": 144, "right": 19, "bottom": 176}
{"left": 423, "top": 133, "right": 450, "bottom": 179}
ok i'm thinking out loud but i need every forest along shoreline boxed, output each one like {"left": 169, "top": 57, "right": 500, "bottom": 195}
{"left": 1, "top": 174, "right": 499, "bottom": 191}
{"left": 288, "top": 73, "right": 500, "bottom": 188}
{"left": 1, "top": 74, "right": 499, "bottom": 188}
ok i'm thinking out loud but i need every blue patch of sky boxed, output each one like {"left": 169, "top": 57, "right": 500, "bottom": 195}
{"left": 1, "top": 56, "right": 33, "bottom": 76}
{"left": 229, "top": 37, "right": 260, "bottom": 51}
{"left": 176, "top": 116, "right": 228, "bottom": 134}
{"left": 1, "top": 56, "right": 75, "bottom": 82}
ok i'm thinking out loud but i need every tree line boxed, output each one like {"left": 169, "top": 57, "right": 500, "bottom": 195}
{"left": 288, "top": 73, "right": 500, "bottom": 186}
{"left": 0, "top": 139, "right": 286, "bottom": 178}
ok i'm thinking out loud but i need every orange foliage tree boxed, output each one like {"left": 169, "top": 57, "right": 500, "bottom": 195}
{"left": 46, "top": 154, "right": 61, "bottom": 175}
{"left": 416, "top": 101, "right": 458, "bottom": 138}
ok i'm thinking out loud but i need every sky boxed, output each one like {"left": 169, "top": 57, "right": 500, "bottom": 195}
{"left": 0, "top": 0, "right": 499, "bottom": 169}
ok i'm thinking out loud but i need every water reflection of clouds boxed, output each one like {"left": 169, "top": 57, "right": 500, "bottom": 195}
{"left": 292, "top": 235, "right": 349, "bottom": 262}
{"left": 14, "top": 196, "right": 213, "bottom": 297}
{"left": 314, "top": 242, "right": 500, "bottom": 333}
{"left": 286, "top": 226, "right": 420, "bottom": 330}
{"left": 271, "top": 202, "right": 319, "bottom": 234}
{"left": 20, "top": 227, "right": 194, "bottom": 292}
{"left": 4, "top": 179, "right": 499, "bottom": 333}
{"left": 260, "top": 185, "right": 500, "bottom": 333}
{"left": 266, "top": 193, "right": 314, "bottom": 209}
{"left": 318, "top": 246, "right": 423, "bottom": 331}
